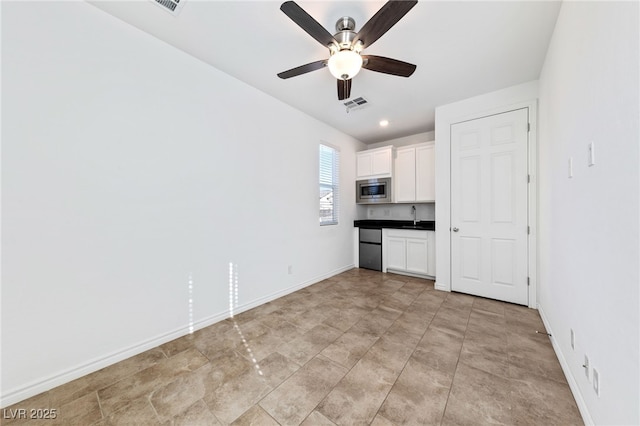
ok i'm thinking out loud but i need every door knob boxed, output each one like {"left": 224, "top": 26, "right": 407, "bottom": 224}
{"left": 452, "top": 227, "right": 459, "bottom": 232}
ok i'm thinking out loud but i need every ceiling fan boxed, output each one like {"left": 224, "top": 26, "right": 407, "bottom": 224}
{"left": 277, "top": 0, "right": 418, "bottom": 101}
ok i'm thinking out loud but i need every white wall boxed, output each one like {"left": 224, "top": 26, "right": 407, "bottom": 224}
{"left": 537, "top": 1, "right": 639, "bottom": 424}
{"left": 1, "top": 2, "right": 364, "bottom": 406}
{"left": 434, "top": 80, "right": 539, "bottom": 300}
{"left": 366, "top": 131, "right": 435, "bottom": 150}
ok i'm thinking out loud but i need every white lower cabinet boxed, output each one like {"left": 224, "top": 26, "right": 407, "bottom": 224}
{"left": 386, "top": 237, "right": 408, "bottom": 271}
{"left": 406, "top": 239, "right": 429, "bottom": 275}
{"left": 383, "top": 229, "right": 435, "bottom": 278}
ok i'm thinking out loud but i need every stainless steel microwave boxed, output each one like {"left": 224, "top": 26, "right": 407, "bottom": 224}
{"left": 356, "top": 177, "right": 392, "bottom": 204}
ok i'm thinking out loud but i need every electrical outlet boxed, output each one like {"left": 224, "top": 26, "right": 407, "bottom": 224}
{"left": 287, "top": 265, "right": 293, "bottom": 275}
{"left": 583, "top": 355, "right": 590, "bottom": 381}
{"left": 593, "top": 368, "right": 600, "bottom": 396}
{"left": 570, "top": 329, "right": 575, "bottom": 350}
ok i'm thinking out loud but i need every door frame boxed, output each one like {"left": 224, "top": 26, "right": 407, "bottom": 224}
{"left": 435, "top": 99, "right": 538, "bottom": 308}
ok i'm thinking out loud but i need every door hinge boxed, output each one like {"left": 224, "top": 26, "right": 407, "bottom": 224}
{"left": 527, "top": 123, "right": 531, "bottom": 132}
{"left": 527, "top": 226, "right": 530, "bottom": 234}
{"left": 527, "top": 277, "right": 530, "bottom": 286}
{"left": 527, "top": 174, "right": 531, "bottom": 183}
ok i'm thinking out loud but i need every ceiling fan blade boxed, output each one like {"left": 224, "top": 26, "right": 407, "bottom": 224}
{"left": 353, "top": 0, "right": 418, "bottom": 49}
{"left": 277, "top": 60, "right": 327, "bottom": 79}
{"left": 337, "top": 78, "right": 352, "bottom": 101}
{"left": 280, "top": 1, "right": 338, "bottom": 48}
{"left": 362, "top": 55, "right": 416, "bottom": 77}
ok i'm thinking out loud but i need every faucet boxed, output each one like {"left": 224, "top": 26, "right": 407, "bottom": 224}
{"left": 411, "top": 205, "right": 417, "bottom": 225}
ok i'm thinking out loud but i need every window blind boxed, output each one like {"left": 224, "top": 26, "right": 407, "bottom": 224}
{"left": 319, "top": 144, "right": 340, "bottom": 225}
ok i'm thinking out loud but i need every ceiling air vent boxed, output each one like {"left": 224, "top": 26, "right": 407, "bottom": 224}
{"left": 343, "top": 96, "right": 369, "bottom": 113}
{"left": 150, "top": 0, "right": 186, "bottom": 16}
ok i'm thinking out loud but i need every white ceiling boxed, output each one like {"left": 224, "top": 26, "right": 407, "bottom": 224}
{"left": 89, "top": 0, "right": 561, "bottom": 144}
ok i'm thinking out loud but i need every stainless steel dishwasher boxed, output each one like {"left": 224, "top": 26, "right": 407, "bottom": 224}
{"left": 359, "top": 228, "right": 382, "bottom": 271}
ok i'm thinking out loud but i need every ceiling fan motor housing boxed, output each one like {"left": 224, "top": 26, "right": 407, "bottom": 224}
{"left": 335, "top": 16, "right": 355, "bottom": 32}
{"left": 333, "top": 16, "right": 358, "bottom": 50}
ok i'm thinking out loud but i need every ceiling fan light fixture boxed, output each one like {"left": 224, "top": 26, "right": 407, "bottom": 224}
{"left": 328, "top": 50, "right": 363, "bottom": 80}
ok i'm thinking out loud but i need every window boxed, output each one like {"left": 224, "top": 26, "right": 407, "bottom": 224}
{"left": 319, "top": 143, "right": 340, "bottom": 225}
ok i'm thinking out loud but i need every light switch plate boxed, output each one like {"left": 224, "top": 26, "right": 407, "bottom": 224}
{"left": 568, "top": 157, "right": 573, "bottom": 178}
{"left": 570, "top": 329, "right": 575, "bottom": 350}
{"left": 584, "top": 354, "right": 590, "bottom": 380}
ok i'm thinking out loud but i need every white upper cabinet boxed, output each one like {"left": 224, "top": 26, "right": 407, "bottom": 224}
{"left": 416, "top": 143, "right": 436, "bottom": 201}
{"left": 394, "top": 142, "right": 435, "bottom": 203}
{"left": 394, "top": 148, "right": 416, "bottom": 202}
{"left": 356, "top": 146, "right": 394, "bottom": 179}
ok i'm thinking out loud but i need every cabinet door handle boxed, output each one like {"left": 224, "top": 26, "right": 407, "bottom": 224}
{"left": 452, "top": 227, "right": 459, "bottom": 232}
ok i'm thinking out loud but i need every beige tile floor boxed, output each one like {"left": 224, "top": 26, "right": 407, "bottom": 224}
{"left": 2, "top": 268, "right": 583, "bottom": 425}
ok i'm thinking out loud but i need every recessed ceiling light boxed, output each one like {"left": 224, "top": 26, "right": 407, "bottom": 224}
{"left": 379, "top": 120, "right": 389, "bottom": 127}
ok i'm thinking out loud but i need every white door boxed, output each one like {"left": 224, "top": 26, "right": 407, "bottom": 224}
{"left": 451, "top": 108, "right": 529, "bottom": 305}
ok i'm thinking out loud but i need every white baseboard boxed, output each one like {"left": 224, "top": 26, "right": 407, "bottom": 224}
{"left": 0, "top": 264, "right": 355, "bottom": 408}
{"left": 1, "top": 316, "right": 223, "bottom": 408}
{"left": 386, "top": 269, "right": 435, "bottom": 280}
{"left": 434, "top": 280, "right": 450, "bottom": 292}
{"left": 537, "top": 304, "right": 593, "bottom": 426}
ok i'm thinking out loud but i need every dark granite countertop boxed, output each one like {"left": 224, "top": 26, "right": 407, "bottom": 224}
{"left": 354, "top": 220, "right": 436, "bottom": 231}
